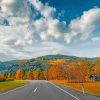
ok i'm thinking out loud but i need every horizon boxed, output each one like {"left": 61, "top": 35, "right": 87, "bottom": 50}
{"left": 0, "top": 0, "right": 100, "bottom": 61}
{"left": 0, "top": 54, "right": 99, "bottom": 62}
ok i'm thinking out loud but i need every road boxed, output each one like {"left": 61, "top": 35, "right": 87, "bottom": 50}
{"left": 0, "top": 80, "right": 100, "bottom": 100}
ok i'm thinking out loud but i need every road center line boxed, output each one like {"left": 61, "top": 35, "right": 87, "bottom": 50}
{"left": 34, "top": 87, "right": 37, "bottom": 93}
{"left": 49, "top": 82, "right": 80, "bottom": 100}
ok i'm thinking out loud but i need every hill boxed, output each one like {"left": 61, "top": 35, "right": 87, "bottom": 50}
{"left": 0, "top": 54, "right": 95, "bottom": 74}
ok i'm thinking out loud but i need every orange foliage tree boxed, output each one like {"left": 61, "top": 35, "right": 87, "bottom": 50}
{"left": 0, "top": 73, "right": 5, "bottom": 81}
{"left": 15, "top": 69, "right": 23, "bottom": 80}
{"left": 48, "top": 61, "right": 64, "bottom": 80}
{"left": 33, "top": 68, "right": 41, "bottom": 80}
{"left": 24, "top": 70, "right": 33, "bottom": 80}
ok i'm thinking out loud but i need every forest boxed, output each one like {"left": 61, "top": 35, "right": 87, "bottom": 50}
{"left": 0, "top": 55, "right": 100, "bottom": 82}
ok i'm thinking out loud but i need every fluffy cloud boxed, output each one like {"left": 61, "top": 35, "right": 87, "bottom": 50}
{"left": 91, "top": 37, "right": 100, "bottom": 42}
{"left": 32, "top": 18, "right": 67, "bottom": 41}
{"left": 64, "top": 7, "right": 100, "bottom": 43}
{"left": 29, "top": 0, "right": 56, "bottom": 18}
{"left": 0, "top": 0, "right": 26, "bottom": 16}
{"left": 0, "top": 0, "right": 69, "bottom": 60}
{"left": 29, "top": 0, "right": 67, "bottom": 41}
{"left": 0, "top": 0, "right": 100, "bottom": 61}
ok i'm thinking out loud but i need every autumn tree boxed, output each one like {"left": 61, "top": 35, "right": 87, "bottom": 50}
{"left": 94, "top": 66, "right": 100, "bottom": 76}
{"left": 0, "top": 73, "right": 5, "bottom": 81}
{"left": 7, "top": 73, "right": 14, "bottom": 81}
{"left": 48, "top": 61, "right": 64, "bottom": 80}
{"left": 93, "top": 58, "right": 100, "bottom": 75}
{"left": 15, "top": 69, "right": 23, "bottom": 80}
{"left": 39, "top": 72, "right": 45, "bottom": 80}
{"left": 63, "top": 59, "right": 91, "bottom": 82}
{"left": 24, "top": 70, "right": 33, "bottom": 80}
{"left": 94, "top": 57, "right": 100, "bottom": 66}
{"left": 79, "top": 58, "right": 91, "bottom": 82}
{"left": 48, "top": 65, "right": 57, "bottom": 80}
{"left": 43, "top": 70, "right": 49, "bottom": 80}
{"left": 64, "top": 63, "right": 80, "bottom": 82}
{"left": 33, "top": 68, "right": 41, "bottom": 80}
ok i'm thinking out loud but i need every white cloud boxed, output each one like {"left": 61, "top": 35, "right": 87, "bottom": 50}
{"left": 64, "top": 7, "right": 100, "bottom": 43}
{"left": 28, "top": 0, "right": 67, "bottom": 41}
{"left": 0, "top": 0, "right": 100, "bottom": 61}
{"left": 29, "top": 0, "right": 56, "bottom": 18}
{"left": 0, "top": 0, "right": 26, "bottom": 16}
{"left": 91, "top": 37, "right": 100, "bottom": 42}
{"left": 32, "top": 18, "right": 67, "bottom": 41}
{"left": 0, "top": 0, "right": 69, "bottom": 61}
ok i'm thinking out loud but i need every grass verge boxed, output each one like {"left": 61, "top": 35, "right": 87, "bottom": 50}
{"left": 0, "top": 80, "right": 28, "bottom": 92}
{"left": 52, "top": 80, "right": 100, "bottom": 97}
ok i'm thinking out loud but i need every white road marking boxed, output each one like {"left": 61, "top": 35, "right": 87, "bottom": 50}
{"left": 49, "top": 82, "right": 80, "bottom": 100}
{"left": 26, "top": 87, "right": 38, "bottom": 100}
{"left": 34, "top": 87, "right": 37, "bottom": 93}
{"left": 0, "top": 84, "right": 28, "bottom": 96}
{"left": 0, "top": 80, "right": 80, "bottom": 100}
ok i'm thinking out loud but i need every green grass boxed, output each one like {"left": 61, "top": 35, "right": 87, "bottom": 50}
{"left": 0, "top": 80, "right": 28, "bottom": 92}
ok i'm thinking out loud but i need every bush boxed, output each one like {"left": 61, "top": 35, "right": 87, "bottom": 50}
{"left": 0, "top": 78, "right": 6, "bottom": 82}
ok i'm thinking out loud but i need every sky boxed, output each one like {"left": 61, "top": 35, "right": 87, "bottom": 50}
{"left": 0, "top": 0, "right": 100, "bottom": 61}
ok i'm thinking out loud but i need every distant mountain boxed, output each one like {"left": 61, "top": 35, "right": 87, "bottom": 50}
{"left": 0, "top": 60, "right": 21, "bottom": 73}
{"left": 36, "top": 54, "right": 79, "bottom": 60}
{"left": 0, "top": 54, "right": 95, "bottom": 73}
{"left": 31, "top": 54, "right": 95, "bottom": 61}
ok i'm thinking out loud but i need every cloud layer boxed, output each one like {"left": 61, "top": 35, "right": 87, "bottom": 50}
{"left": 64, "top": 7, "right": 100, "bottom": 43}
{"left": 0, "top": 0, "right": 100, "bottom": 61}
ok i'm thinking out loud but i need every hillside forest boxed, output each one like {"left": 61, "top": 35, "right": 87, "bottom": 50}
{"left": 0, "top": 55, "right": 100, "bottom": 82}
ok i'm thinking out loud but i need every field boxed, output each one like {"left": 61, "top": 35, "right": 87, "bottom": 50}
{"left": 52, "top": 80, "right": 100, "bottom": 96}
{"left": 0, "top": 80, "right": 27, "bottom": 92}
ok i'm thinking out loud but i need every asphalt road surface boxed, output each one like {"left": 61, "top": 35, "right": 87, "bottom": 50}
{"left": 0, "top": 80, "right": 100, "bottom": 100}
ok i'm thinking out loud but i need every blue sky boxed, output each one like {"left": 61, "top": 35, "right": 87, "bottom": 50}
{"left": 41, "top": 0, "right": 100, "bottom": 22}
{"left": 0, "top": 0, "right": 100, "bottom": 61}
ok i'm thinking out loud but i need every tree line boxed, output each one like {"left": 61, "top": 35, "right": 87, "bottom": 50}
{"left": 0, "top": 58, "right": 100, "bottom": 82}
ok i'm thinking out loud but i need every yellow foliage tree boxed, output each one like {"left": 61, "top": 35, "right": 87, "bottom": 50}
{"left": 25, "top": 70, "right": 32, "bottom": 80}
{"left": 7, "top": 73, "right": 14, "bottom": 81}
{"left": 33, "top": 68, "right": 41, "bottom": 80}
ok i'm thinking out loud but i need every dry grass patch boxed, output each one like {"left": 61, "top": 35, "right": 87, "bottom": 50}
{"left": 52, "top": 80, "right": 100, "bottom": 96}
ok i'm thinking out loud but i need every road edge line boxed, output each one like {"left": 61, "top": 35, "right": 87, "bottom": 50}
{"left": 49, "top": 82, "right": 80, "bottom": 100}
{"left": 0, "top": 83, "right": 29, "bottom": 96}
